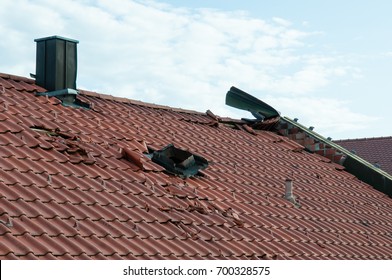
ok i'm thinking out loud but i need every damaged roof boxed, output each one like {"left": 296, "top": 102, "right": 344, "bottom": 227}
{"left": 1, "top": 72, "right": 392, "bottom": 260}
{"left": 335, "top": 137, "right": 392, "bottom": 176}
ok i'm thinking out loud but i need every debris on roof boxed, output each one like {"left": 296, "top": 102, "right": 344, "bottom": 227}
{"left": 225, "top": 86, "right": 280, "bottom": 131}
{"left": 225, "top": 86, "right": 280, "bottom": 120}
{"left": 275, "top": 117, "right": 392, "bottom": 197}
{"left": 2, "top": 71, "right": 392, "bottom": 260}
{"left": 146, "top": 144, "right": 208, "bottom": 178}
{"left": 1, "top": 67, "right": 392, "bottom": 259}
{"left": 224, "top": 87, "right": 392, "bottom": 197}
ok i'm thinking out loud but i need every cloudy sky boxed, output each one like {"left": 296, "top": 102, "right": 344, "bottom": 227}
{"left": 1, "top": 0, "right": 391, "bottom": 139}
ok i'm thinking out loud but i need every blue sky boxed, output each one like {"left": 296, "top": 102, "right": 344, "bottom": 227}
{"left": 0, "top": 0, "right": 391, "bottom": 139}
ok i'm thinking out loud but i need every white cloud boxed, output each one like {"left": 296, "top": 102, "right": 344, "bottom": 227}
{"left": 0, "top": 0, "right": 376, "bottom": 138}
{"left": 265, "top": 97, "right": 378, "bottom": 137}
{"left": 272, "top": 17, "right": 292, "bottom": 27}
{"left": 382, "top": 51, "right": 392, "bottom": 57}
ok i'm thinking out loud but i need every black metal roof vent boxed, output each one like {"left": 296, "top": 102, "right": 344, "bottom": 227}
{"left": 35, "top": 36, "right": 79, "bottom": 91}
{"left": 34, "top": 36, "right": 89, "bottom": 109}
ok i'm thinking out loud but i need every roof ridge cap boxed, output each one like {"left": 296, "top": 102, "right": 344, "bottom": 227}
{"left": 335, "top": 136, "right": 392, "bottom": 142}
{"left": 0, "top": 72, "right": 245, "bottom": 121}
{"left": 0, "top": 72, "right": 35, "bottom": 84}
{"left": 79, "top": 89, "right": 208, "bottom": 116}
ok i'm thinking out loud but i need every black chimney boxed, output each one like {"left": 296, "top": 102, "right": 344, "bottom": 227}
{"left": 34, "top": 36, "right": 79, "bottom": 91}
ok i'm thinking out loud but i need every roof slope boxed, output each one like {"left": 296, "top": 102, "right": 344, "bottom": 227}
{"left": 335, "top": 137, "right": 392, "bottom": 176}
{"left": 1, "top": 73, "right": 392, "bottom": 260}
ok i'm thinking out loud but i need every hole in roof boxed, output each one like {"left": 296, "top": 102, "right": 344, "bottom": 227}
{"left": 31, "top": 125, "right": 77, "bottom": 139}
{"left": 145, "top": 144, "right": 208, "bottom": 178}
{"left": 31, "top": 126, "right": 95, "bottom": 165}
{"left": 63, "top": 96, "right": 91, "bottom": 110}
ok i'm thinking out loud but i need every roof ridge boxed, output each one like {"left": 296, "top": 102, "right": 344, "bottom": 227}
{"left": 0, "top": 72, "right": 35, "bottom": 84}
{"left": 3, "top": 71, "right": 392, "bottom": 260}
{"left": 79, "top": 89, "right": 209, "bottom": 116}
{"left": 335, "top": 136, "right": 392, "bottom": 142}
{"left": 0, "top": 72, "right": 210, "bottom": 116}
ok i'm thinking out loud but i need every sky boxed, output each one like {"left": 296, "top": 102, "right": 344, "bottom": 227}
{"left": 0, "top": 0, "right": 391, "bottom": 140}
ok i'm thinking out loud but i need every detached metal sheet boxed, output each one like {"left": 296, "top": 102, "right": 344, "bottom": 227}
{"left": 225, "top": 86, "right": 280, "bottom": 119}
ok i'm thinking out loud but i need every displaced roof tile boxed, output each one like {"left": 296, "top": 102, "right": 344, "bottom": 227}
{"left": 1, "top": 73, "right": 392, "bottom": 260}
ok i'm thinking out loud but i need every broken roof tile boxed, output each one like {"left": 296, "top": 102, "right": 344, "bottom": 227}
{"left": 1, "top": 72, "right": 392, "bottom": 260}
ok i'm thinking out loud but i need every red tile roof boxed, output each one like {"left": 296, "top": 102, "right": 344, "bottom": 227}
{"left": 335, "top": 137, "right": 392, "bottom": 175}
{"left": 1, "top": 72, "right": 392, "bottom": 260}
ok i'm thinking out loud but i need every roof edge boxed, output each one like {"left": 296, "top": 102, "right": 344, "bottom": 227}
{"left": 0, "top": 72, "right": 35, "bottom": 84}
{"left": 280, "top": 116, "right": 392, "bottom": 197}
{"left": 0, "top": 72, "right": 208, "bottom": 116}
{"left": 79, "top": 89, "right": 207, "bottom": 115}
{"left": 334, "top": 136, "right": 392, "bottom": 142}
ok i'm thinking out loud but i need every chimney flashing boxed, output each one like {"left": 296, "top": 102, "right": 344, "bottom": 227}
{"left": 36, "top": 88, "right": 78, "bottom": 97}
{"left": 36, "top": 88, "right": 90, "bottom": 109}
